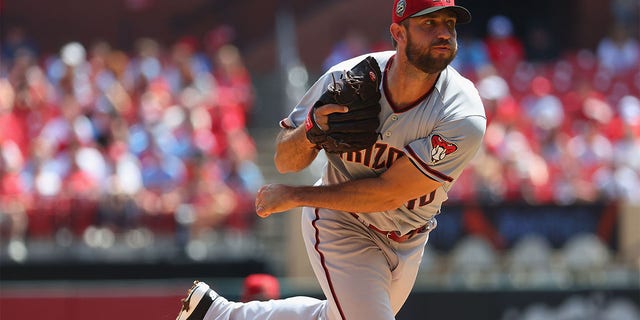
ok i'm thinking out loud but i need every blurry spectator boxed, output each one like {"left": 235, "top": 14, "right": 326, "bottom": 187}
{"left": 212, "top": 44, "right": 256, "bottom": 129}
{"left": 87, "top": 41, "right": 112, "bottom": 87}
{"left": 484, "top": 15, "right": 525, "bottom": 76}
{"left": 98, "top": 132, "right": 144, "bottom": 231}
{"left": 565, "top": 121, "right": 613, "bottom": 201}
{"left": 471, "top": 148, "right": 508, "bottom": 204}
{"left": 596, "top": 24, "right": 640, "bottom": 76}
{"left": 500, "top": 127, "right": 542, "bottom": 202}
{"left": 0, "top": 138, "right": 30, "bottom": 261}
{"left": 241, "top": 273, "right": 281, "bottom": 302}
{"left": 452, "top": 29, "right": 491, "bottom": 80}
{"left": 611, "top": 0, "right": 640, "bottom": 36}
{"left": 127, "top": 37, "right": 164, "bottom": 96}
{"left": 99, "top": 48, "right": 136, "bottom": 120}
{"left": 62, "top": 141, "right": 103, "bottom": 236}
{"left": 164, "top": 36, "right": 210, "bottom": 96}
{"left": 0, "top": 75, "right": 32, "bottom": 160}
{"left": 66, "top": 142, "right": 103, "bottom": 196}
{"left": 204, "top": 24, "right": 236, "bottom": 62}
{"left": 184, "top": 157, "right": 239, "bottom": 240}
{"left": 46, "top": 42, "right": 94, "bottom": 107}
{"left": 605, "top": 95, "right": 640, "bottom": 203}
{"left": 322, "top": 29, "right": 370, "bottom": 72}
{"left": 139, "top": 147, "right": 186, "bottom": 195}
{"left": 1, "top": 25, "right": 38, "bottom": 72}
{"left": 617, "top": 94, "right": 640, "bottom": 138}
{"left": 521, "top": 75, "right": 565, "bottom": 136}
{"left": 475, "top": 66, "right": 512, "bottom": 123}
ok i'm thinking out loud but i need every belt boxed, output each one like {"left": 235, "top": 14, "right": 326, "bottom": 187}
{"left": 350, "top": 213, "right": 436, "bottom": 243}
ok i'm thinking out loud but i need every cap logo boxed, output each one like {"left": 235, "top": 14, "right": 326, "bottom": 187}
{"left": 395, "top": 0, "right": 406, "bottom": 18}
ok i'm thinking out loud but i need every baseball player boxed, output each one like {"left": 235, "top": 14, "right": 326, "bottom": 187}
{"left": 176, "top": 0, "right": 486, "bottom": 319}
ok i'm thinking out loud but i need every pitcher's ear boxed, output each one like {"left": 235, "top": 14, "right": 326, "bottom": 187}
{"left": 390, "top": 23, "right": 405, "bottom": 44}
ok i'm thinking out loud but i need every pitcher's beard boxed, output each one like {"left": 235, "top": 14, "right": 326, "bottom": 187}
{"left": 406, "top": 39, "right": 457, "bottom": 74}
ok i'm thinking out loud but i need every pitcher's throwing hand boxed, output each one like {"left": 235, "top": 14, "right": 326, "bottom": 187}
{"left": 255, "top": 184, "right": 293, "bottom": 218}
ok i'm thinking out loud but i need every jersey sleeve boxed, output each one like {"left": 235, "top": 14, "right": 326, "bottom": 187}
{"left": 279, "top": 71, "right": 338, "bottom": 129}
{"left": 404, "top": 115, "right": 486, "bottom": 188}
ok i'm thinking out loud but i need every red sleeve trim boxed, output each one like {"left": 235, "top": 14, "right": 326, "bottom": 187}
{"left": 406, "top": 145, "right": 454, "bottom": 182}
{"left": 279, "top": 119, "right": 294, "bottom": 129}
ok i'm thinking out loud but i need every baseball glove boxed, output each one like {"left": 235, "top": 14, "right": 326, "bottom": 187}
{"left": 305, "top": 56, "right": 382, "bottom": 153}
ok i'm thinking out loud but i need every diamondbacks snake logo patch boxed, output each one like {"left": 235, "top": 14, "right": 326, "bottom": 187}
{"left": 430, "top": 135, "right": 457, "bottom": 163}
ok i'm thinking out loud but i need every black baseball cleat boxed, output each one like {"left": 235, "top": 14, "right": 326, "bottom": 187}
{"left": 176, "top": 281, "right": 218, "bottom": 320}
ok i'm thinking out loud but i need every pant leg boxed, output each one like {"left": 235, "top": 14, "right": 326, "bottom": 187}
{"left": 388, "top": 232, "right": 430, "bottom": 315}
{"left": 204, "top": 296, "right": 326, "bottom": 320}
{"left": 329, "top": 212, "right": 431, "bottom": 317}
{"left": 301, "top": 207, "right": 404, "bottom": 320}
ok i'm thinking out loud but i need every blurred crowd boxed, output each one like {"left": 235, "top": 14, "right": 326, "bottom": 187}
{"left": 1, "top": 13, "right": 639, "bottom": 263}
{"left": 0, "top": 25, "right": 263, "bottom": 259}
{"left": 450, "top": 16, "right": 640, "bottom": 207}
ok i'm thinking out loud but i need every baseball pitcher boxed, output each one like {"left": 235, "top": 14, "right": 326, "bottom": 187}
{"left": 176, "top": 0, "right": 486, "bottom": 319}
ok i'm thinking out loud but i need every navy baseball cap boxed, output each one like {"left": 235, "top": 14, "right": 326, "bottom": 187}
{"left": 393, "top": 0, "right": 472, "bottom": 24}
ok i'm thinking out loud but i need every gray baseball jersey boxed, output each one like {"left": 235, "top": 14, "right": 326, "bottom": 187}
{"left": 281, "top": 51, "right": 486, "bottom": 234}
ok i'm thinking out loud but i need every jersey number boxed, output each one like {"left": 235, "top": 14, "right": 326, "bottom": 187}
{"left": 406, "top": 190, "right": 436, "bottom": 210}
